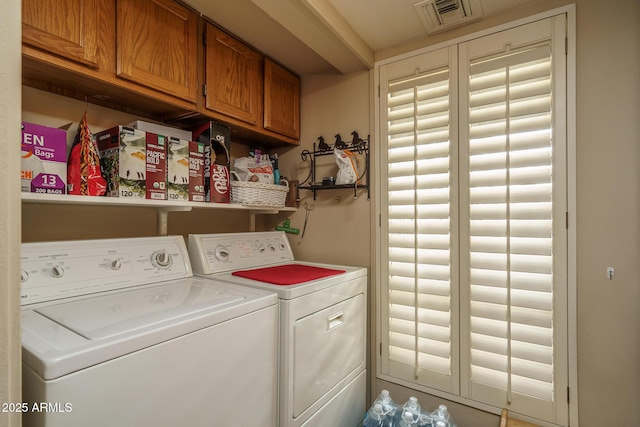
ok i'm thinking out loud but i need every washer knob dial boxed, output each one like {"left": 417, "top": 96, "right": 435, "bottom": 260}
{"left": 214, "top": 246, "right": 230, "bottom": 262}
{"left": 110, "top": 259, "right": 122, "bottom": 270}
{"left": 151, "top": 251, "right": 173, "bottom": 268}
{"left": 50, "top": 265, "right": 65, "bottom": 278}
{"left": 21, "top": 270, "right": 29, "bottom": 283}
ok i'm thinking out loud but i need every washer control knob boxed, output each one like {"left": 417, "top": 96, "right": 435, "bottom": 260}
{"left": 268, "top": 244, "right": 276, "bottom": 252}
{"left": 151, "top": 251, "right": 172, "bottom": 268}
{"left": 279, "top": 243, "right": 286, "bottom": 251}
{"left": 110, "top": 259, "right": 122, "bottom": 270}
{"left": 256, "top": 244, "right": 266, "bottom": 254}
{"left": 50, "top": 265, "right": 65, "bottom": 278}
{"left": 21, "top": 270, "right": 29, "bottom": 283}
{"left": 214, "top": 246, "right": 230, "bottom": 262}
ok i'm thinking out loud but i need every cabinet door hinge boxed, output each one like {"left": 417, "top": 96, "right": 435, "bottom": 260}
{"left": 378, "top": 84, "right": 380, "bottom": 98}
{"left": 203, "top": 31, "right": 207, "bottom": 46}
{"left": 566, "top": 212, "right": 569, "bottom": 229}
{"left": 380, "top": 342, "right": 382, "bottom": 356}
{"left": 565, "top": 37, "right": 568, "bottom": 55}
{"left": 202, "top": 84, "right": 207, "bottom": 97}
{"left": 567, "top": 386, "right": 570, "bottom": 403}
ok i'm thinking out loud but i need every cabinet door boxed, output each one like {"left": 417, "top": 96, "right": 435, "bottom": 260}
{"left": 264, "top": 59, "right": 300, "bottom": 139}
{"left": 116, "top": 0, "right": 198, "bottom": 102}
{"left": 22, "top": 0, "right": 101, "bottom": 67}
{"left": 205, "top": 24, "right": 262, "bottom": 126}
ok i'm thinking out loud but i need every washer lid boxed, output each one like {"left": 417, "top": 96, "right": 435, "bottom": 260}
{"left": 35, "top": 280, "right": 243, "bottom": 340}
{"left": 22, "top": 277, "right": 278, "bottom": 380}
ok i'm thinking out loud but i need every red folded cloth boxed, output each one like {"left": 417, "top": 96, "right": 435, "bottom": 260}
{"left": 231, "top": 264, "right": 345, "bottom": 285}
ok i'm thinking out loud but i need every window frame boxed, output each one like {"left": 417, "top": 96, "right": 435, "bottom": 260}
{"left": 373, "top": 5, "right": 577, "bottom": 425}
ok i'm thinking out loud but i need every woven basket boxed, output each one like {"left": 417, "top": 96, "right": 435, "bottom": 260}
{"left": 230, "top": 178, "right": 289, "bottom": 208}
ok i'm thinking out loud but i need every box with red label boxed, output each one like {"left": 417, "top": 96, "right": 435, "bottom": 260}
{"left": 193, "top": 122, "right": 231, "bottom": 203}
{"left": 96, "top": 126, "right": 167, "bottom": 200}
{"left": 21, "top": 122, "right": 67, "bottom": 194}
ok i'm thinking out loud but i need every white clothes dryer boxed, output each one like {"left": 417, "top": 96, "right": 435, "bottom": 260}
{"left": 188, "top": 231, "right": 367, "bottom": 427}
{"left": 20, "top": 236, "right": 278, "bottom": 427}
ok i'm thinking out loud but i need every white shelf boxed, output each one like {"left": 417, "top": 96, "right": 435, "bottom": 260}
{"left": 22, "top": 193, "right": 296, "bottom": 234}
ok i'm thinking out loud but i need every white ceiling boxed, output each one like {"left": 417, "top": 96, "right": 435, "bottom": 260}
{"left": 183, "top": 0, "right": 541, "bottom": 76}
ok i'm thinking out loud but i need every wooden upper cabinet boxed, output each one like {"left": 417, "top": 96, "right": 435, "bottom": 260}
{"left": 205, "top": 24, "right": 262, "bottom": 126}
{"left": 116, "top": 0, "right": 198, "bottom": 103}
{"left": 22, "top": 0, "right": 103, "bottom": 68}
{"left": 264, "top": 59, "right": 300, "bottom": 140}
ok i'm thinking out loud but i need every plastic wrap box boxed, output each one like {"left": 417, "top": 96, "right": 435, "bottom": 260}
{"left": 96, "top": 126, "right": 167, "bottom": 200}
{"left": 21, "top": 122, "right": 67, "bottom": 194}
{"left": 193, "top": 122, "right": 231, "bottom": 203}
{"left": 167, "top": 137, "right": 206, "bottom": 202}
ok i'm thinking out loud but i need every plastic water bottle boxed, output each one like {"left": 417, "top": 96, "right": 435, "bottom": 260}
{"left": 364, "top": 404, "right": 389, "bottom": 427}
{"left": 372, "top": 390, "right": 399, "bottom": 420}
{"left": 430, "top": 405, "right": 452, "bottom": 427}
{"left": 402, "top": 397, "right": 421, "bottom": 414}
{"left": 399, "top": 410, "right": 419, "bottom": 427}
{"left": 396, "top": 397, "right": 421, "bottom": 426}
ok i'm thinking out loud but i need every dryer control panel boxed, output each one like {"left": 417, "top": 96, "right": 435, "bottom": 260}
{"left": 188, "top": 231, "right": 294, "bottom": 274}
{"left": 21, "top": 236, "right": 192, "bottom": 306}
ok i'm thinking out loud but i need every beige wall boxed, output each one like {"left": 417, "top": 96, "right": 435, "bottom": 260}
{"left": 0, "top": 0, "right": 22, "bottom": 426}
{"left": 574, "top": 0, "right": 640, "bottom": 423}
{"left": 264, "top": 71, "right": 372, "bottom": 268}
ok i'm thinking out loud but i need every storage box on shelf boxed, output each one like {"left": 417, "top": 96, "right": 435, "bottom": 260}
{"left": 21, "top": 122, "right": 67, "bottom": 195}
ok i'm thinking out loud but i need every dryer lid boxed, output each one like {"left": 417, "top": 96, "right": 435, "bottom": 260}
{"left": 34, "top": 280, "right": 244, "bottom": 340}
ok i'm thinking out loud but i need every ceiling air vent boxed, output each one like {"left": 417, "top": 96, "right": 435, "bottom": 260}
{"left": 414, "top": 0, "right": 483, "bottom": 34}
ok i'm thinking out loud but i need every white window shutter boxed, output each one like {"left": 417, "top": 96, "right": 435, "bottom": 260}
{"left": 377, "top": 14, "right": 568, "bottom": 426}
{"left": 380, "top": 46, "right": 460, "bottom": 394}
{"left": 458, "top": 18, "right": 568, "bottom": 423}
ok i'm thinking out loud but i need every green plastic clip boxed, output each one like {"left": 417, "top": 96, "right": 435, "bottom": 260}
{"left": 275, "top": 218, "right": 300, "bottom": 235}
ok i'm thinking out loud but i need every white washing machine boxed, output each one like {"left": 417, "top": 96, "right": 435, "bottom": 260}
{"left": 20, "top": 236, "right": 278, "bottom": 427}
{"left": 188, "top": 231, "right": 367, "bottom": 427}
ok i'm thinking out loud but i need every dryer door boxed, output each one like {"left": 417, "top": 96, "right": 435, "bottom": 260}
{"left": 292, "top": 293, "right": 365, "bottom": 418}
